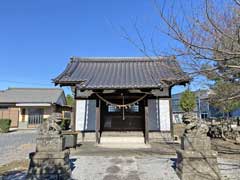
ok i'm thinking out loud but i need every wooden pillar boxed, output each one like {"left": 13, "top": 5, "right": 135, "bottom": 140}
{"left": 144, "top": 102, "right": 149, "bottom": 144}
{"left": 95, "top": 99, "right": 100, "bottom": 144}
{"left": 71, "top": 99, "right": 76, "bottom": 131}
{"left": 71, "top": 87, "right": 77, "bottom": 131}
{"left": 169, "top": 98, "right": 174, "bottom": 138}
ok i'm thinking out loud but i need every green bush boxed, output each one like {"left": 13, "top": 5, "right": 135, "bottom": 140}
{"left": 60, "top": 118, "right": 71, "bottom": 130}
{"left": 0, "top": 119, "right": 11, "bottom": 133}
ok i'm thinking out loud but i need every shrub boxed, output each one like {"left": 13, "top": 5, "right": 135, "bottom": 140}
{"left": 0, "top": 119, "right": 11, "bottom": 133}
{"left": 60, "top": 118, "right": 71, "bottom": 130}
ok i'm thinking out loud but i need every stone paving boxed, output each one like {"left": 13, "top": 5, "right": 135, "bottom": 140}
{"left": 70, "top": 155, "right": 240, "bottom": 180}
{"left": 0, "top": 130, "right": 37, "bottom": 166}
{"left": 71, "top": 156, "right": 179, "bottom": 180}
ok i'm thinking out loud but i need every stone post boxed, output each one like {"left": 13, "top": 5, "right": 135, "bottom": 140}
{"left": 26, "top": 113, "right": 71, "bottom": 180}
{"left": 176, "top": 113, "right": 221, "bottom": 180}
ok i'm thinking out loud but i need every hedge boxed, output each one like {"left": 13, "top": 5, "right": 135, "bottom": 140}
{"left": 0, "top": 119, "right": 12, "bottom": 133}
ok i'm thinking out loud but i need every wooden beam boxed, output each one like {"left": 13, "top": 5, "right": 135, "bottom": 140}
{"left": 95, "top": 100, "right": 100, "bottom": 144}
{"left": 144, "top": 105, "right": 149, "bottom": 144}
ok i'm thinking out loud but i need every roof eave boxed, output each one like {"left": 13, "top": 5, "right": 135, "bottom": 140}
{"left": 54, "top": 78, "right": 190, "bottom": 90}
{"left": 53, "top": 80, "right": 85, "bottom": 87}
{"left": 76, "top": 86, "right": 163, "bottom": 91}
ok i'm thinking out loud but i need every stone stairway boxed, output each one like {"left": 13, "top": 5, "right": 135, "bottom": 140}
{"left": 98, "top": 131, "right": 150, "bottom": 148}
{"left": 101, "top": 131, "right": 144, "bottom": 137}
{"left": 100, "top": 136, "right": 145, "bottom": 144}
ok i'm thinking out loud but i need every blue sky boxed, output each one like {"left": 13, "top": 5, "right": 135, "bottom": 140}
{"left": 0, "top": 0, "right": 205, "bottom": 95}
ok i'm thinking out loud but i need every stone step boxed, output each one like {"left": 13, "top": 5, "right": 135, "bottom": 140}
{"left": 149, "top": 132, "right": 173, "bottom": 142}
{"left": 101, "top": 131, "right": 144, "bottom": 137}
{"left": 97, "top": 142, "right": 151, "bottom": 149}
{"left": 100, "top": 136, "right": 145, "bottom": 144}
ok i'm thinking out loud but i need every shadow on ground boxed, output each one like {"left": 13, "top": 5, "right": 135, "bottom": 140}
{"left": 1, "top": 170, "right": 26, "bottom": 180}
{"left": 170, "top": 158, "right": 177, "bottom": 170}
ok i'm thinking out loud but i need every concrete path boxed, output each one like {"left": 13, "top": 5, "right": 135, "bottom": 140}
{"left": 71, "top": 156, "right": 179, "bottom": 180}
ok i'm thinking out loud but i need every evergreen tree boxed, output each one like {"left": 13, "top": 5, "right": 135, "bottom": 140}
{"left": 180, "top": 90, "right": 196, "bottom": 113}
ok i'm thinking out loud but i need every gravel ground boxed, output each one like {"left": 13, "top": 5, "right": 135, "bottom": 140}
{"left": 0, "top": 130, "right": 37, "bottom": 166}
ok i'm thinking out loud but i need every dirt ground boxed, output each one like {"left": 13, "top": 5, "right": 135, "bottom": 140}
{"left": 212, "top": 139, "right": 240, "bottom": 160}
{"left": 173, "top": 123, "right": 240, "bottom": 160}
{"left": 0, "top": 125, "right": 240, "bottom": 179}
{"left": 0, "top": 160, "right": 29, "bottom": 178}
{"left": 2, "top": 140, "right": 239, "bottom": 180}
{"left": 0, "top": 139, "right": 240, "bottom": 180}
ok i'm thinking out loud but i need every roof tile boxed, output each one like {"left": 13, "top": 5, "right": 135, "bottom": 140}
{"left": 53, "top": 57, "right": 189, "bottom": 89}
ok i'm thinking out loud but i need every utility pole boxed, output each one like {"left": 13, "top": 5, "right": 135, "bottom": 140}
{"left": 198, "top": 89, "right": 201, "bottom": 120}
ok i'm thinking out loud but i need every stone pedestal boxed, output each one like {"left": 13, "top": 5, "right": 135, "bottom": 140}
{"left": 36, "top": 134, "right": 65, "bottom": 152}
{"left": 26, "top": 113, "right": 71, "bottom": 180}
{"left": 176, "top": 135, "right": 221, "bottom": 180}
{"left": 27, "top": 150, "right": 71, "bottom": 180}
{"left": 180, "top": 135, "right": 211, "bottom": 151}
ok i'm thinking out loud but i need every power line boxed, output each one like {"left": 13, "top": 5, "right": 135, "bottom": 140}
{"left": 0, "top": 79, "right": 53, "bottom": 86}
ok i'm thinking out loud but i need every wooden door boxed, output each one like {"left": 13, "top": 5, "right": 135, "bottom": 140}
{"left": 101, "top": 97, "right": 145, "bottom": 131}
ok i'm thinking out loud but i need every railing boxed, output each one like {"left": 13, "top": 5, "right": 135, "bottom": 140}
{"left": 28, "top": 114, "right": 44, "bottom": 125}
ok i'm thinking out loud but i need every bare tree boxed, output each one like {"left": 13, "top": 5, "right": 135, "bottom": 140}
{"left": 151, "top": 0, "right": 240, "bottom": 101}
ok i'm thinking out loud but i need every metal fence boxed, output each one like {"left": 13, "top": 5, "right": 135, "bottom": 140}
{"left": 28, "top": 114, "right": 44, "bottom": 125}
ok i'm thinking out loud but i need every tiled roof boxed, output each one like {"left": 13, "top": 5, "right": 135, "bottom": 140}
{"left": 0, "top": 88, "right": 66, "bottom": 105}
{"left": 53, "top": 57, "right": 189, "bottom": 89}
